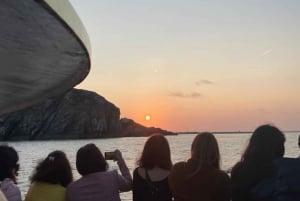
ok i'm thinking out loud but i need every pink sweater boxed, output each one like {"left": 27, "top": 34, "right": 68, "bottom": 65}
{"left": 66, "top": 158, "right": 132, "bottom": 201}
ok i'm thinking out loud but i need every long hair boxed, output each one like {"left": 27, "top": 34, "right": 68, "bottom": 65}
{"left": 0, "top": 145, "right": 19, "bottom": 183}
{"left": 190, "top": 132, "right": 220, "bottom": 175}
{"left": 239, "top": 124, "right": 285, "bottom": 164}
{"left": 137, "top": 133, "right": 172, "bottom": 170}
{"left": 76, "top": 143, "right": 108, "bottom": 176}
{"left": 30, "top": 150, "right": 73, "bottom": 187}
{"left": 231, "top": 124, "right": 285, "bottom": 200}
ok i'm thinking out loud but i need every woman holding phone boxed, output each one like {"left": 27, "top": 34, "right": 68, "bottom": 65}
{"left": 66, "top": 143, "right": 132, "bottom": 201}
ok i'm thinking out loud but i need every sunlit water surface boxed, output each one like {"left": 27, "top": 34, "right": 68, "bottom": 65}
{"left": 5, "top": 132, "right": 299, "bottom": 201}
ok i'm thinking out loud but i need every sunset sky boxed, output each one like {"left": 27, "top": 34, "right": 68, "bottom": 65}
{"left": 69, "top": 0, "right": 300, "bottom": 132}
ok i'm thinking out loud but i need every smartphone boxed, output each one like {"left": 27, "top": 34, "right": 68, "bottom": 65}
{"left": 105, "top": 151, "right": 116, "bottom": 160}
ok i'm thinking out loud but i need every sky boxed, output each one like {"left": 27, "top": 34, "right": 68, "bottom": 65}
{"left": 69, "top": 0, "right": 300, "bottom": 132}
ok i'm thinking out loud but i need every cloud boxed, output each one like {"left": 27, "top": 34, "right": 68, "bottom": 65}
{"left": 168, "top": 91, "right": 202, "bottom": 98}
{"left": 261, "top": 49, "right": 272, "bottom": 57}
{"left": 168, "top": 92, "right": 185, "bottom": 97}
{"left": 190, "top": 92, "right": 202, "bottom": 98}
{"left": 195, "top": 79, "right": 213, "bottom": 86}
{"left": 256, "top": 108, "right": 269, "bottom": 113}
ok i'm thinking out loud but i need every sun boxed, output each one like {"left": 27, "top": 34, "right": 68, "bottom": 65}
{"left": 145, "top": 115, "right": 151, "bottom": 121}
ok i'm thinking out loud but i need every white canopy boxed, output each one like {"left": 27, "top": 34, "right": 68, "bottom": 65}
{"left": 0, "top": 0, "right": 91, "bottom": 115}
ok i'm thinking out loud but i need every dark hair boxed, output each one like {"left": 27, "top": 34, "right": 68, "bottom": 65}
{"left": 137, "top": 133, "right": 172, "bottom": 170}
{"left": 30, "top": 150, "right": 73, "bottom": 187}
{"left": 191, "top": 132, "right": 220, "bottom": 170}
{"left": 76, "top": 143, "right": 108, "bottom": 176}
{"left": 0, "top": 145, "right": 19, "bottom": 183}
{"left": 240, "top": 124, "right": 285, "bottom": 163}
{"left": 231, "top": 124, "right": 285, "bottom": 200}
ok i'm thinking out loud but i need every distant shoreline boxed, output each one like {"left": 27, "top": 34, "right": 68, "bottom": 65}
{"left": 176, "top": 131, "right": 300, "bottom": 135}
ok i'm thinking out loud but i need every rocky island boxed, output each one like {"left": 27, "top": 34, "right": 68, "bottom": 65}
{"left": 0, "top": 89, "right": 175, "bottom": 141}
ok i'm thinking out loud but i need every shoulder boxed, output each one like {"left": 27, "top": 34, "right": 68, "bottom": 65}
{"left": 230, "top": 161, "right": 242, "bottom": 175}
{"left": 172, "top": 161, "right": 187, "bottom": 170}
{"left": 213, "top": 169, "right": 230, "bottom": 182}
{"left": 251, "top": 158, "right": 300, "bottom": 201}
{"left": 134, "top": 167, "right": 170, "bottom": 182}
{"left": 133, "top": 167, "right": 139, "bottom": 175}
{"left": 230, "top": 161, "right": 250, "bottom": 180}
{"left": 170, "top": 161, "right": 187, "bottom": 173}
{"left": 274, "top": 158, "right": 300, "bottom": 189}
{"left": 68, "top": 170, "right": 118, "bottom": 187}
{"left": 1, "top": 178, "right": 15, "bottom": 187}
{"left": 86, "top": 170, "right": 119, "bottom": 179}
{"left": 275, "top": 157, "right": 300, "bottom": 170}
{"left": 0, "top": 178, "right": 20, "bottom": 192}
{"left": 133, "top": 167, "right": 142, "bottom": 179}
{"left": 133, "top": 167, "right": 149, "bottom": 180}
{"left": 169, "top": 161, "right": 187, "bottom": 178}
{"left": 0, "top": 179, "right": 21, "bottom": 201}
{"left": 32, "top": 182, "right": 65, "bottom": 191}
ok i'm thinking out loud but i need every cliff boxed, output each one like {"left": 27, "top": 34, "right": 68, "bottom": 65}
{"left": 0, "top": 89, "right": 174, "bottom": 141}
{"left": 119, "top": 118, "right": 175, "bottom": 137}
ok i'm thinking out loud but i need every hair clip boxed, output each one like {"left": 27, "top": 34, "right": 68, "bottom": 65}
{"left": 48, "top": 156, "right": 55, "bottom": 161}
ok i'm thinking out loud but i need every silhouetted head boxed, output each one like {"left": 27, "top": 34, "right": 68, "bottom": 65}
{"left": 76, "top": 143, "right": 108, "bottom": 176}
{"left": 231, "top": 124, "right": 286, "bottom": 195}
{"left": 30, "top": 150, "right": 73, "bottom": 187}
{"left": 242, "top": 124, "right": 285, "bottom": 162}
{"left": 191, "top": 132, "right": 220, "bottom": 170}
{"left": 138, "top": 133, "right": 172, "bottom": 170}
{"left": 0, "top": 145, "right": 19, "bottom": 183}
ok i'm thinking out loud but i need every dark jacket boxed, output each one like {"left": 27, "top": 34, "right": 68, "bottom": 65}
{"left": 168, "top": 159, "right": 231, "bottom": 201}
{"left": 132, "top": 168, "right": 172, "bottom": 201}
{"left": 231, "top": 159, "right": 274, "bottom": 201}
{"left": 251, "top": 158, "right": 300, "bottom": 201}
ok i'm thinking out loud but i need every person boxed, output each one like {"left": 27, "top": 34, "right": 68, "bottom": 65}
{"left": 231, "top": 124, "right": 285, "bottom": 201}
{"left": 298, "top": 134, "right": 300, "bottom": 148}
{"left": 25, "top": 150, "right": 73, "bottom": 201}
{"left": 66, "top": 143, "right": 132, "bottom": 201}
{"left": 169, "top": 132, "right": 231, "bottom": 201}
{"left": 133, "top": 133, "right": 173, "bottom": 201}
{"left": 0, "top": 145, "right": 22, "bottom": 201}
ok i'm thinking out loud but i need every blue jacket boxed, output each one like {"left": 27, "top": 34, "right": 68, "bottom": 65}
{"left": 251, "top": 158, "right": 300, "bottom": 201}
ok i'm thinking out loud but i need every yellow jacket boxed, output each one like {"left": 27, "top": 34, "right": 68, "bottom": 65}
{"left": 25, "top": 182, "right": 66, "bottom": 201}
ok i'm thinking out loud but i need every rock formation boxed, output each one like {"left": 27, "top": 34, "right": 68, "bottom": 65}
{"left": 0, "top": 89, "right": 120, "bottom": 140}
{"left": 119, "top": 118, "right": 175, "bottom": 137}
{"left": 0, "top": 89, "right": 175, "bottom": 141}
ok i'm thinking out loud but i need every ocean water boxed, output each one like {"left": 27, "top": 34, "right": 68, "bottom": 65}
{"left": 5, "top": 132, "right": 300, "bottom": 201}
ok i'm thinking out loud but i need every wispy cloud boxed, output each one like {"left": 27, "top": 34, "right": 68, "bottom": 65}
{"left": 169, "top": 92, "right": 185, "bottom": 97}
{"left": 168, "top": 91, "right": 202, "bottom": 98}
{"left": 195, "top": 79, "right": 213, "bottom": 86}
{"left": 190, "top": 92, "right": 202, "bottom": 98}
{"left": 256, "top": 108, "right": 269, "bottom": 113}
{"left": 261, "top": 49, "right": 272, "bottom": 57}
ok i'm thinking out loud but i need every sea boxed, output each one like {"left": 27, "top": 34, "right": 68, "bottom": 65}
{"left": 4, "top": 132, "right": 300, "bottom": 201}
